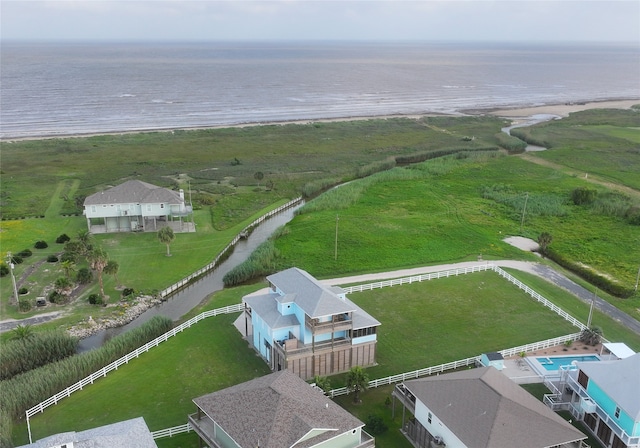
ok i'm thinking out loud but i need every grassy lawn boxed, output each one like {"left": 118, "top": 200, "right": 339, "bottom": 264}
{"left": 15, "top": 270, "right": 586, "bottom": 446}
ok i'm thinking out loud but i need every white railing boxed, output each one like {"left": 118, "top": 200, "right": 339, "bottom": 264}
{"left": 151, "top": 423, "right": 192, "bottom": 439}
{"left": 342, "top": 264, "right": 493, "bottom": 293}
{"left": 25, "top": 303, "right": 244, "bottom": 442}
{"left": 490, "top": 266, "right": 587, "bottom": 332}
{"left": 160, "top": 197, "right": 302, "bottom": 298}
{"left": 498, "top": 333, "right": 582, "bottom": 358}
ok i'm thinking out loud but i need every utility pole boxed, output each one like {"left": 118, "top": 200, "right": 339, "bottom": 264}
{"left": 635, "top": 264, "right": 640, "bottom": 292}
{"left": 6, "top": 252, "right": 19, "bottom": 304}
{"left": 334, "top": 215, "right": 339, "bottom": 261}
{"left": 520, "top": 192, "right": 529, "bottom": 234}
{"left": 587, "top": 288, "right": 596, "bottom": 328}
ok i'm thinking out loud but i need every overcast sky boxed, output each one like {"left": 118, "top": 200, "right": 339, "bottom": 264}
{"left": 1, "top": 0, "right": 639, "bottom": 43}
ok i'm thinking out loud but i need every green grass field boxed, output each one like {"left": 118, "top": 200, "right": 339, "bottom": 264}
{"left": 14, "top": 270, "right": 605, "bottom": 447}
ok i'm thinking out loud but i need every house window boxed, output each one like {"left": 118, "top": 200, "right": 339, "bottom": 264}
{"left": 584, "top": 412, "right": 597, "bottom": 430}
{"left": 577, "top": 370, "right": 589, "bottom": 389}
{"left": 427, "top": 412, "right": 432, "bottom": 424}
{"left": 160, "top": 203, "right": 164, "bottom": 209}
{"left": 612, "top": 434, "right": 626, "bottom": 448}
{"left": 614, "top": 406, "right": 620, "bottom": 418}
{"left": 596, "top": 421, "right": 612, "bottom": 445}
{"left": 91, "top": 206, "right": 96, "bottom": 213}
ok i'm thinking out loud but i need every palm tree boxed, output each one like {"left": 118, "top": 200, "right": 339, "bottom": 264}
{"left": 61, "top": 260, "right": 76, "bottom": 279}
{"left": 77, "top": 229, "right": 94, "bottom": 255}
{"left": 88, "top": 247, "right": 109, "bottom": 298}
{"left": 104, "top": 260, "right": 120, "bottom": 288}
{"left": 158, "top": 226, "right": 175, "bottom": 257}
{"left": 345, "top": 366, "right": 369, "bottom": 404}
{"left": 11, "top": 324, "right": 34, "bottom": 341}
{"left": 312, "top": 375, "right": 332, "bottom": 394}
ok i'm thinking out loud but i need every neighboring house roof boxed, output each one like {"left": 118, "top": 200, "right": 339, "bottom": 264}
{"left": 193, "top": 370, "right": 365, "bottom": 448}
{"left": 602, "top": 342, "right": 636, "bottom": 359}
{"left": 17, "top": 417, "right": 157, "bottom": 448}
{"left": 267, "top": 268, "right": 355, "bottom": 318}
{"left": 84, "top": 180, "right": 182, "bottom": 206}
{"left": 403, "top": 367, "right": 586, "bottom": 448}
{"left": 577, "top": 352, "right": 640, "bottom": 420}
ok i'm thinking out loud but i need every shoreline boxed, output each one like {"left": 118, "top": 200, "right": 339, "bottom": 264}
{"left": 3, "top": 98, "right": 638, "bottom": 143}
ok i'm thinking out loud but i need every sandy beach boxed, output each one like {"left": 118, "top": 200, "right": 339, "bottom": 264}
{"left": 4, "top": 98, "right": 638, "bottom": 142}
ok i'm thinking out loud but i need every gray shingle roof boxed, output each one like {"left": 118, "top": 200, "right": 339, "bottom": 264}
{"left": 193, "top": 370, "right": 365, "bottom": 448}
{"left": 17, "top": 417, "right": 157, "bottom": 448}
{"left": 403, "top": 367, "right": 586, "bottom": 448}
{"left": 244, "top": 293, "right": 300, "bottom": 329}
{"left": 84, "top": 180, "right": 182, "bottom": 206}
{"left": 267, "top": 268, "right": 355, "bottom": 318}
{"left": 578, "top": 352, "right": 640, "bottom": 420}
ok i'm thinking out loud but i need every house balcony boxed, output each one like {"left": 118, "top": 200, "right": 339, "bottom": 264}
{"left": 552, "top": 374, "right": 640, "bottom": 447}
{"left": 392, "top": 383, "right": 417, "bottom": 414}
{"left": 188, "top": 413, "right": 222, "bottom": 448}
{"left": 357, "top": 430, "right": 376, "bottom": 448}
{"left": 305, "top": 314, "right": 353, "bottom": 335}
{"left": 274, "top": 336, "right": 352, "bottom": 359}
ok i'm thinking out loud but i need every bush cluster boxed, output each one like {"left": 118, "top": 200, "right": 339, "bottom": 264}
{"left": 34, "top": 240, "right": 48, "bottom": 249}
{"left": 17, "top": 249, "right": 32, "bottom": 258}
{"left": 223, "top": 240, "right": 280, "bottom": 286}
{"left": 0, "top": 331, "right": 78, "bottom": 380}
{"left": 55, "top": 234, "right": 71, "bottom": 244}
{"left": 545, "top": 248, "right": 634, "bottom": 298}
{"left": 88, "top": 293, "right": 104, "bottom": 305}
{"left": 0, "top": 315, "right": 172, "bottom": 425}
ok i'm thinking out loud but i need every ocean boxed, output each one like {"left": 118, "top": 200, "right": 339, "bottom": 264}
{"left": 1, "top": 41, "right": 638, "bottom": 139}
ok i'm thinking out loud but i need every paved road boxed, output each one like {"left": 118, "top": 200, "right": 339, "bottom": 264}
{"left": 0, "top": 312, "right": 62, "bottom": 333}
{"left": 324, "top": 260, "right": 640, "bottom": 336}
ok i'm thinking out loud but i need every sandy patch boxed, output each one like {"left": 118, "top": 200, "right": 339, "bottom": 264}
{"left": 488, "top": 99, "right": 639, "bottom": 119}
{"left": 503, "top": 236, "right": 539, "bottom": 252}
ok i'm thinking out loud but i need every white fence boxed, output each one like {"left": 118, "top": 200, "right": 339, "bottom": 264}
{"left": 151, "top": 423, "right": 192, "bottom": 439}
{"left": 342, "top": 264, "right": 493, "bottom": 294}
{"left": 160, "top": 197, "right": 302, "bottom": 298}
{"left": 25, "top": 304, "right": 244, "bottom": 443}
{"left": 328, "top": 332, "right": 583, "bottom": 398}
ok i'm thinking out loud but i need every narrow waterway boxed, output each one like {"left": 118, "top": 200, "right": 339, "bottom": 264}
{"left": 501, "top": 113, "right": 559, "bottom": 151}
{"left": 78, "top": 203, "right": 302, "bottom": 351}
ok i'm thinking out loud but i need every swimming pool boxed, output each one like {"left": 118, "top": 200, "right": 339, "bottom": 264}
{"left": 535, "top": 355, "right": 600, "bottom": 371}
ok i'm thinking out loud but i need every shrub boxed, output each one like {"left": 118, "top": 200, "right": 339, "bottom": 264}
{"left": 34, "top": 240, "right": 48, "bottom": 249}
{"left": 60, "top": 251, "right": 77, "bottom": 263}
{"left": 88, "top": 294, "right": 104, "bottom": 305}
{"left": 17, "top": 249, "right": 32, "bottom": 258}
{"left": 76, "top": 267, "right": 92, "bottom": 284}
{"left": 47, "top": 254, "right": 59, "bottom": 263}
{"left": 47, "top": 290, "right": 63, "bottom": 304}
{"left": 10, "top": 255, "right": 23, "bottom": 265}
{"left": 365, "top": 414, "right": 388, "bottom": 435}
{"left": 18, "top": 287, "right": 28, "bottom": 295}
{"left": 55, "top": 233, "right": 71, "bottom": 244}
{"left": 0, "top": 264, "right": 8, "bottom": 277}
{"left": 18, "top": 300, "right": 32, "bottom": 312}
{"left": 122, "top": 288, "right": 135, "bottom": 298}
{"left": 571, "top": 187, "right": 597, "bottom": 205}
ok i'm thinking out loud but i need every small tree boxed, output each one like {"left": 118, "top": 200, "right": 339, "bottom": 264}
{"left": 254, "top": 171, "right": 264, "bottom": 187}
{"left": 346, "top": 366, "right": 369, "bottom": 404}
{"left": 312, "top": 375, "right": 332, "bottom": 394}
{"left": 88, "top": 247, "right": 109, "bottom": 298}
{"left": 158, "top": 226, "right": 175, "bottom": 257}
{"left": 104, "top": 260, "right": 120, "bottom": 287}
{"left": 61, "top": 260, "right": 76, "bottom": 279}
{"left": 537, "top": 232, "right": 553, "bottom": 255}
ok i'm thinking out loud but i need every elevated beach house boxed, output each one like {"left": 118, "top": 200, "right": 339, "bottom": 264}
{"left": 552, "top": 352, "right": 640, "bottom": 448}
{"left": 239, "top": 267, "right": 380, "bottom": 380}
{"left": 189, "top": 370, "right": 375, "bottom": 448}
{"left": 83, "top": 180, "right": 192, "bottom": 234}
{"left": 392, "top": 366, "right": 588, "bottom": 448}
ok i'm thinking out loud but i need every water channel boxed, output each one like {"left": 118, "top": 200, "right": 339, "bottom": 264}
{"left": 78, "top": 202, "right": 303, "bottom": 352}
{"left": 501, "top": 113, "right": 559, "bottom": 151}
